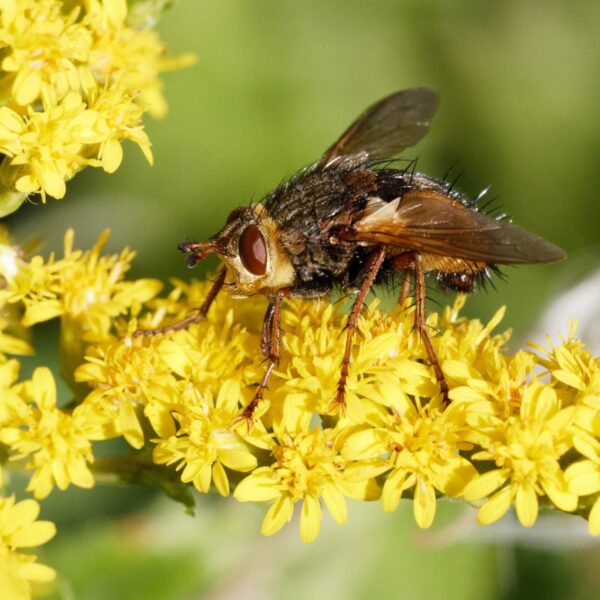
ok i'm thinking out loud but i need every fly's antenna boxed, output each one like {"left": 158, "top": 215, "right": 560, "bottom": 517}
{"left": 177, "top": 241, "right": 217, "bottom": 268}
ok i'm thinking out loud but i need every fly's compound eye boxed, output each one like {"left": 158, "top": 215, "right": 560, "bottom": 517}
{"left": 239, "top": 225, "right": 267, "bottom": 275}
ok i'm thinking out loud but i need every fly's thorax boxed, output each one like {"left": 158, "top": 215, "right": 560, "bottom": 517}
{"left": 215, "top": 204, "right": 296, "bottom": 297}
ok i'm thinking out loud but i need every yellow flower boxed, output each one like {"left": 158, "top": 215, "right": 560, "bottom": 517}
{"left": 75, "top": 334, "right": 173, "bottom": 448}
{"left": 530, "top": 325, "right": 600, "bottom": 436}
{"left": 0, "top": 367, "right": 102, "bottom": 499}
{"left": 5, "top": 229, "right": 162, "bottom": 337}
{"left": 3, "top": 225, "right": 597, "bottom": 543}
{"left": 86, "top": 82, "right": 153, "bottom": 172}
{"left": 0, "top": 92, "right": 109, "bottom": 200}
{"left": 0, "top": 0, "right": 91, "bottom": 105}
{"left": 274, "top": 299, "right": 436, "bottom": 430}
{"left": 342, "top": 397, "right": 477, "bottom": 528}
{"left": 0, "top": 495, "right": 56, "bottom": 600}
{"left": 234, "top": 427, "right": 380, "bottom": 543}
{"left": 0, "top": 0, "right": 190, "bottom": 212}
{"left": 153, "top": 380, "right": 258, "bottom": 496}
{"left": 74, "top": 283, "right": 258, "bottom": 448}
{"left": 85, "top": 0, "right": 195, "bottom": 119}
{"left": 463, "top": 382, "right": 577, "bottom": 527}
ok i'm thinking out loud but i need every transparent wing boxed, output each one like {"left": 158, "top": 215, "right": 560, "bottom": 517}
{"left": 346, "top": 190, "right": 566, "bottom": 264}
{"left": 319, "top": 87, "right": 439, "bottom": 165}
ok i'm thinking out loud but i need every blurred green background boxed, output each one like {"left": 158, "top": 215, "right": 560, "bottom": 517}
{"left": 5, "top": 0, "right": 600, "bottom": 598}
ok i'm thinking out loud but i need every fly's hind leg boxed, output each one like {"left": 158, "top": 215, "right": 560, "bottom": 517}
{"left": 133, "top": 268, "right": 226, "bottom": 338}
{"left": 391, "top": 252, "right": 449, "bottom": 405}
{"left": 398, "top": 271, "right": 413, "bottom": 306}
{"left": 331, "top": 247, "right": 386, "bottom": 413}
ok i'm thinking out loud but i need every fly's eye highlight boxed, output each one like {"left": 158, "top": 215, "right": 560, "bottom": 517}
{"left": 239, "top": 225, "right": 267, "bottom": 275}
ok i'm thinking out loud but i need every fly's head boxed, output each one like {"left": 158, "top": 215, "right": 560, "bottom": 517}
{"left": 179, "top": 204, "right": 296, "bottom": 297}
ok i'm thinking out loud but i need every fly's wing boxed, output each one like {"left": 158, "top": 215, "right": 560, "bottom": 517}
{"left": 346, "top": 190, "right": 566, "bottom": 264}
{"left": 319, "top": 87, "right": 439, "bottom": 165}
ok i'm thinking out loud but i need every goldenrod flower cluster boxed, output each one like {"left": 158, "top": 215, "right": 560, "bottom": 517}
{"left": 0, "top": 229, "right": 598, "bottom": 593}
{"left": 0, "top": 0, "right": 191, "bottom": 215}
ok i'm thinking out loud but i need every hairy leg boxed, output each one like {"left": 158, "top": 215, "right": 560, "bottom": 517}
{"left": 391, "top": 252, "right": 449, "bottom": 404}
{"left": 237, "top": 288, "right": 288, "bottom": 425}
{"left": 332, "top": 247, "right": 386, "bottom": 412}
{"left": 133, "top": 268, "right": 226, "bottom": 337}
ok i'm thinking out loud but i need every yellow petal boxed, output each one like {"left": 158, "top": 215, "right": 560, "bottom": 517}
{"left": 440, "top": 458, "right": 478, "bottom": 497}
{"left": 515, "top": 482, "right": 538, "bottom": 527}
{"left": 448, "top": 386, "right": 488, "bottom": 403}
{"left": 192, "top": 464, "right": 212, "bottom": 494}
{"left": 39, "top": 169, "right": 66, "bottom": 200}
{"left": 342, "top": 428, "right": 387, "bottom": 460}
{"left": 101, "top": 139, "right": 123, "bottom": 173}
{"left": 219, "top": 449, "right": 257, "bottom": 472}
{"left": 212, "top": 462, "right": 229, "bottom": 497}
{"left": 215, "top": 379, "right": 243, "bottom": 414}
{"left": 234, "top": 470, "right": 281, "bottom": 502}
{"left": 158, "top": 341, "right": 191, "bottom": 377}
{"left": 28, "top": 467, "right": 53, "bottom": 500}
{"left": 261, "top": 495, "right": 294, "bottom": 537}
{"left": 477, "top": 486, "right": 513, "bottom": 525}
{"left": 10, "top": 499, "right": 40, "bottom": 525}
{"left": 463, "top": 469, "right": 510, "bottom": 501}
{"left": 322, "top": 482, "right": 347, "bottom": 524}
{"left": 381, "top": 468, "right": 406, "bottom": 513}
{"left": 11, "top": 521, "right": 56, "bottom": 548}
{"left": 22, "top": 300, "right": 64, "bottom": 325}
{"left": 104, "top": 0, "right": 128, "bottom": 27}
{"left": 553, "top": 369, "right": 584, "bottom": 390}
{"left": 443, "top": 360, "right": 479, "bottom": 382}
{"left": 13, "top": 68, "right": 42, "bottom": 105}
{"left": 589, "top": 498, "right": 600, "bottom": 536}
{"left": 542, "top": 480, "right": 577, "bottom": 512}
{"left": 32, "top": 367, "right": 57, "bottom": 410}
{"left": 51, "top": 459, "right": 69, "bottom": 491}
{"left": 15, "top": 561, "right": 56, "bottom": 583}
{"left": 0, "top": 332, "right": 33, "bottom": 356}
{"left": 413, "top": 477, "right": 436, "bottom": 529}
{"left": 572, "top": 434, "right": 600, "bottom": 462}
{"left": 67, "top": 456, "right": 95, "bottom": 490}
{"left": 119, "top": 403, "right": 144, "bottom": 449}
{"left": 565, "top": 461, "right": 600, "bottom": 496}
{"left": 300, "top": 494, "right": 322, "bottom": 543}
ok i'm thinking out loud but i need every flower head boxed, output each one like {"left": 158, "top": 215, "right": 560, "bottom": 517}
{"left": 0, "top": 495, "right": 56, "bottom": 600}
{"left": 153, "top": 380, "right": 259, "bottom": 496}
{"left": 0, "top": 367, "right": 102, "bottom": 498}
{"left": 343, "top": 396, "right": 478, "bottom": 528}
{"left": 4, "top": 229, "right": 162, "bottom": 337}
{"left": 0, "top": 0, "right": 191, "bottom": 211}
{"left": 463, "top": 382, "right": 577, "bottom": 527}
{"left": 234, "top": 427, "right": 380, "bottom": 543}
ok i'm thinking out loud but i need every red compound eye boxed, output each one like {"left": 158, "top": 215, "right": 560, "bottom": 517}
{"left": 239, "top": 225, "right": 267, "bottom": 275}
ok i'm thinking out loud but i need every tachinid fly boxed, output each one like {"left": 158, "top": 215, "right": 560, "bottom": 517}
{"left": 136, "top": 87, "right": 565, "bottom": 422}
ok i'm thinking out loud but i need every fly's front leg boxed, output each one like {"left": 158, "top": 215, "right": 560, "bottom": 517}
{"left": 133, "top": 268, "right": 226, "bottom": 337}
{"left": 332, "top": 247, "right": 386, "bottom": 413}
{"left": 391, "top": 252, "right": 449, "bottom": 404}
{"left": 238, "top": 288, "right": 288, "bottom": 425}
